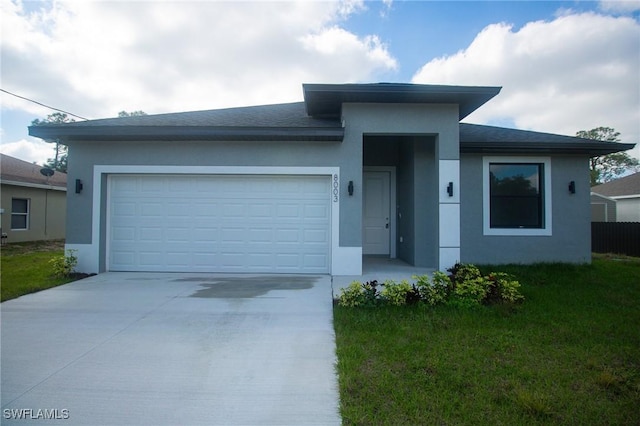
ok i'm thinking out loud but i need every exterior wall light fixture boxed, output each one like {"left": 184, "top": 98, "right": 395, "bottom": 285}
{"left": 447, "top": 182, "right": 454, "bottom": 197}
{"left": 348, "top": 180, "right": 354, "bottom": 196}
{"left": 568, "top": 181, "right": 576, "bottom": 194}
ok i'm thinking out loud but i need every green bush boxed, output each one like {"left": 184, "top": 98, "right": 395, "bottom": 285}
{"left": 336, "top": 263, "right": 524, "bottom": 308}
{"left": 49, "top": 249, "right": 78, "bottom": 278}
{"left": 450, "top": 276, "right": 491, "bottom": 307}
{"left": 415, "top": 272, "right": 450, "bottom": 306}
{"left": 337, "top": 280, "right": 382, "bottom": 307}
{"left": 487, "top": 272, "right": 525, "bottom": 304}
{"left": 380, "top": 279, "right": 413, "bottom": 306}
{"left": 337, "top": 281, "right": 366, "bottom": 307}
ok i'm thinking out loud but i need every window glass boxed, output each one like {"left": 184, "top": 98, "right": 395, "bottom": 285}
{"left": 12, "top": 198, "right": 28, "bottom": 214}
{"left": 11, "top": 198, "right": 29, "bottom": 230}
{"left": 489, "top": 163, "right": 543, "bottom": 229}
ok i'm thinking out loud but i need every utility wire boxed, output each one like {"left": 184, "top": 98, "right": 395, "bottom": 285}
{"left": 0, "top": 88, "right": 90, "bottom": 121}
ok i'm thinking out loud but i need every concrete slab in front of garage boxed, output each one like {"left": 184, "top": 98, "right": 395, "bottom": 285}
{"left": 1, "top": 272, "right": 340, "bottom": 426}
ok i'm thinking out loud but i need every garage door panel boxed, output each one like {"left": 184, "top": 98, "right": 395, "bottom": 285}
{"left": 109, "top": 174, "right": 330, "bottom": 273}
{"left": 304, "top": 229, "right": 329, "bottom": 243}
{"left": 304, "top": 254, "right": 329, "bottom": 268}
{"left": 304, "top": 203, "right": 330, "bottom": 219}
{"left": 248, "top": 203, "right": 274, "bottom": 218}
{"left": 277, "top": 204, "right": 300, "bottom": 218}
{"left": 249, "top": 228, "right": 273, "bottom": 242}
{"left": 139, "top": 227, "right": 162, "bottom": 242}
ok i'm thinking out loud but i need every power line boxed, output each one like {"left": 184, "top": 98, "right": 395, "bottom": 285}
{"left": 0, "top": 88, "right": 90, "bottom": 121}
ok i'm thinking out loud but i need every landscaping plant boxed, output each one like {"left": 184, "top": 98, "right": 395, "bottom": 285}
{"left": 336, "top": 263, "right": 524, "bottom": 308}
{"left": 49, "top": 249, "right": 78, "bottom": 278}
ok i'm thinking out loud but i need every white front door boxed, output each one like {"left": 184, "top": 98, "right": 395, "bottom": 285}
{"left": 363, "top": 171, "right": 390, "bottom": 255}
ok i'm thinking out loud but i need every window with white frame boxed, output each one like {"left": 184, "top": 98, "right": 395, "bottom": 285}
{"left": 483, "top": 157, "right": 552, "bottom": 236}
{"left": 11, "top": 198, "right": 29, "bottom": 230}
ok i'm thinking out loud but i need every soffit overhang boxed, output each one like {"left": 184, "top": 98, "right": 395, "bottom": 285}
{"left": 303, "top": 83, "right": 502, "bottom": 120}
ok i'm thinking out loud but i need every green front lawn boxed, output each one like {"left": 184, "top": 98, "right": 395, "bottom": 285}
{"left": 334, "top": 257, "right": 640, "bottom": 425}
{"left": 1, "top": 240, "right": 73, "bottom": 302}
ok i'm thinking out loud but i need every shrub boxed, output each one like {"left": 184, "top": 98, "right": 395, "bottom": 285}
{"left": 336, "top": 263, "right": 524, "bottom": 308}
{"left": 337, "top": 280, "right": 381, "bottom": 307}
{"left": 450, "top": 276, "right": 491, "bottom": 307}
{"left": 487, "top": 272, "right": 525, "bottom": 304}
{"left": 49, "top": 249, "right": 78, "bottom": 278}
{"left": 361, "top": 280, "right": 382, "bottom": 307}
{"left": 414, "top": 272, "right": 450, "bottom": 306}
{"left": 380, "top": 279, "right": 413, "bottom": 306}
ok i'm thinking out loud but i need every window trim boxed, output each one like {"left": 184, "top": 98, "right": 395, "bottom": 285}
{"left": 483, "top": 156, "right": 552, "bottom": 236}
{"left": 11, "top": 198, "right": 30, "bottom": 231}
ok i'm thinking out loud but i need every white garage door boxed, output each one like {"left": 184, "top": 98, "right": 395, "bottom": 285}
{"left": 108, "top": 174, "right": 331, "bottom": 273}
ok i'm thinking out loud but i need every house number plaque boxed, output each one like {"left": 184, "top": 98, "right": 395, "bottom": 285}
{"left": 333, "top": 174, "right": 339, "bottom": 202}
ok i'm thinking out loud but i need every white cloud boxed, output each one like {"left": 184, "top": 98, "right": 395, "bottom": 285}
{"left": 412, "top": 12, "right": 640, "bottom": 159}
{"left": 0, "top": 138, "right": 54, "bottom": 165}
{"left": 599, "top": 1, "right": 640, "bottom": 13}
{"left": 1, "top": 0, "right": 396, "bottom": 120}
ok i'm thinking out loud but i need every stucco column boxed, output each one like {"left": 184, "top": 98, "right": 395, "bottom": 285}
{"left": 438, "top": 159, "right": 461, "bottom": 270}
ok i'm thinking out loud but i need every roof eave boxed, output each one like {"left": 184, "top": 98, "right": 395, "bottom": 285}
{"left": 0, "top": 179, "right": 67, "bottom": 191}
{"left": 303, "top": 83, "right": 502, "bottom": 120}
{"left": 461, "top": 141, "right": 636, "bottom": 156}
{"left": 29, "top": 126, "right": 345, "bottom": 142}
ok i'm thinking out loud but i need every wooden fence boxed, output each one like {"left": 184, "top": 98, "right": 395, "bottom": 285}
{"left": 592, "top": 222, "right": 640, "bottom": 257}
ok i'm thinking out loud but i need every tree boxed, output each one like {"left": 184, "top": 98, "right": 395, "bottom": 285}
{"left": 31, "top": 112, "right": 75, "bottom": 173}
{"left": 118, "top": 110, "right": 147, "bottom": 117}
{"left": 576, "top": 127, "right": 640, "bottom": 186}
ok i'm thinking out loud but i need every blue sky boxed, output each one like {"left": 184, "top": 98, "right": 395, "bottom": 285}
{"left": 345, "top": 1, "right": 563, "bottom": 76}
{"left": 1, "top": 1, "right": 638, "bottom": 164}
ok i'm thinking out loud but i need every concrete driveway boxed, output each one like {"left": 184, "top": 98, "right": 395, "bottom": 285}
{"left": 1, "top": 273, "right": 340, "bottom": 425}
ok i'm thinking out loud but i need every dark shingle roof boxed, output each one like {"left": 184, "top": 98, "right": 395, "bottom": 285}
{"left": 62, "top": 102, "right": 336, "bottom": 128}
{"left": 0, "top": 154, "right": 67, "bottom": 189}
{"left": 29, "top": 102, "right": 344, "bottom": 142}
{"left": 591, "top": 172, "right": 640, "bottom": 197}
{"left": 459, "top": 123, "right": 635, "bottom": 155}
{"left": 28, "top": 83, "right": 635, "bottom": 156}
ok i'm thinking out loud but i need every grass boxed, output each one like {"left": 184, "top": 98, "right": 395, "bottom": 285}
{"left": 0, "top": 240, "right": 74, "bottom": 302}
{"left": 334, "top": 257, "right": 640, "bottom": 425}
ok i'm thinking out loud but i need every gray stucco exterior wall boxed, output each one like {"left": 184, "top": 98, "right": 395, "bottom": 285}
{"left": 460, "top": 154, "right": 591, "bottom": 264}
{"left": 65, "top": 138, "right": 362, "bottom": 255}
{"left": 364, "top": 136, "right": 439, "bottom": 267}
{"left": 343, "top": 103, "right": 460, "bottom": 268}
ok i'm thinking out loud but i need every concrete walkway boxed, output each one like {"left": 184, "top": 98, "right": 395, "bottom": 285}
{"left": 332, "top": 256, "right": 434, "bottom": 298}
{"left": 1, "top": 273, "right": 340, "bottom": 425}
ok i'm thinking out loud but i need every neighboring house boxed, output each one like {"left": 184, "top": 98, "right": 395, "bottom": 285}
{"left": 590, "top": 193, "right": 617, "bottom": 222}
{"left": 0, "top": 154, "right": 67, "bottom": 243}
{"left": 591, "top": 172, "right": 640, "bottom": 222}
{"left": 29, "top": 83, "right": 635, "bottom": 275}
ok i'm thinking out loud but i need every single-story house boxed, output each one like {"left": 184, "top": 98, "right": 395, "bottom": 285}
{"left": 590, "top": 192, "right": 617, "bottom": 222}
{"left": 591, "top": 172, "right": 640, "bottom": 222}
{"left": 0, "top": 154, "right": 67, "bottom": 243}
{"left": 29, "top": 83, "right": 635, "bottom": 275}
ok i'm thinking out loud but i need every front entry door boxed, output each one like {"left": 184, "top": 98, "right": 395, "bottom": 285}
{"left": 363, "top": 171, "right": 391, "bottom": 255}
